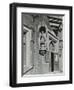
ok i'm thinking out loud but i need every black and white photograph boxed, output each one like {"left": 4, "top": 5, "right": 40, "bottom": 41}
{"left": 10, "top": 3, "right": 72, "bottom": 87}
{"left": 22, "top": 13, "right": 63, "bottom": 76}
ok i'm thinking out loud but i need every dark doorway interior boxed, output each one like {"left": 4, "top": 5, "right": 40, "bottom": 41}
{"left": 51, "top": 52, "right": 54, "bottom": 72}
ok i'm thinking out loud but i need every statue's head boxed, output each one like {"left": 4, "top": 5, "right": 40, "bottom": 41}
{"left": 39, "top": 26, "right": 46, "bottom": 33}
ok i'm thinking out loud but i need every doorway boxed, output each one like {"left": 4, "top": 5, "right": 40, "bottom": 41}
{"left": 51, "top": 52, "right": 54, "bottom": 72}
